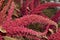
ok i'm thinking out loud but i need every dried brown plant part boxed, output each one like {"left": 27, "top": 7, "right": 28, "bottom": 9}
{"left": 15, "top": 8, "right": 20, "bottom": 13}
{"left": 13, "top": 4, "right": 20, "bottom": 17}
{"left": 0, "top": 26, "right": 6, "bottom": 33}
{"left": 3, "top": 36, "right": 17, "bottom": 40}
{"left": 13, "top": 11, "right": 19, "bottom": 18}
{"left": 25, "top": 35, "right": 41, "bottom": 40}
{"left": 41, "top": 35, "right": 48, "bottom": 40}
{"left": 49, "top": 29, "right": 54, "bottom": 34}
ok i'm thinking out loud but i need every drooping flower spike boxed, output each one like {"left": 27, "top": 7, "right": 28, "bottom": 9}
{"left": 6, "top": 1, "right": 15, "bottom": 20}
{"left": 0, "top": 0, "right": 60, "bottom": 40}
{"left": 2, "top": 14, "right": 58, "bottom": 40}
{"left": 0, "top": 0, "right": 12, "bottom": 25}
{"left": 20, "top": 1, "right": 60, "bottom": 19}
{"left": 31, "top": 2, "right": 60, "bottom": 14}
{"left": 20, "top": 0, "right": 41, "bottom": 15}
{"left": 30, "top": 2, "right": 60, "bottom": 23}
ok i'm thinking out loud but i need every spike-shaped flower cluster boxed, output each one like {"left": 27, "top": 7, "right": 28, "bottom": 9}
{"left": 0, "top": 0, "right": 60, "bottom": 40}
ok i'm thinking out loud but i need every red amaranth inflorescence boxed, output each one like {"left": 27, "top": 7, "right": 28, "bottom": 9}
{"left": 6, "top": 1, "right": 15, "bottom": 20}
{"left": 0, "top": 35, "right": 3, "bottom": 40}
{"left": 2, "top": 14, "right": 58, "bottom": 40}
{"left": 0, "top": 0, "right": 60, "bottom": 40}
{"left": 0, "top": 0, "right": 12, "bottom": 25}
{"left": 31, "top": 2, "right": 60, "bottom": 14}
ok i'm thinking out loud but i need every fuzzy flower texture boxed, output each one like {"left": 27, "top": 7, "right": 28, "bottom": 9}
{"left": 0, "top": 0, "right": 60, "bottom": 40}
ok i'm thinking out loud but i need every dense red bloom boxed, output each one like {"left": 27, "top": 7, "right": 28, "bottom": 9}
{"left": 2, "top": 14, "right": 58, "bottom": 40}
{"left": 15, "top": 14, "right": 58, "bottom": 31}
{"left": 6, "top": 1, "right": 15, "bottom": 20}
{"left": 0, "top": 0, "right": 60, "bottom": 40}
{"left": 0, "top": 0, "right": 12, "bottom": 25}
{"left": 0, "top": 35, "right": 3, "bottom": 40}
